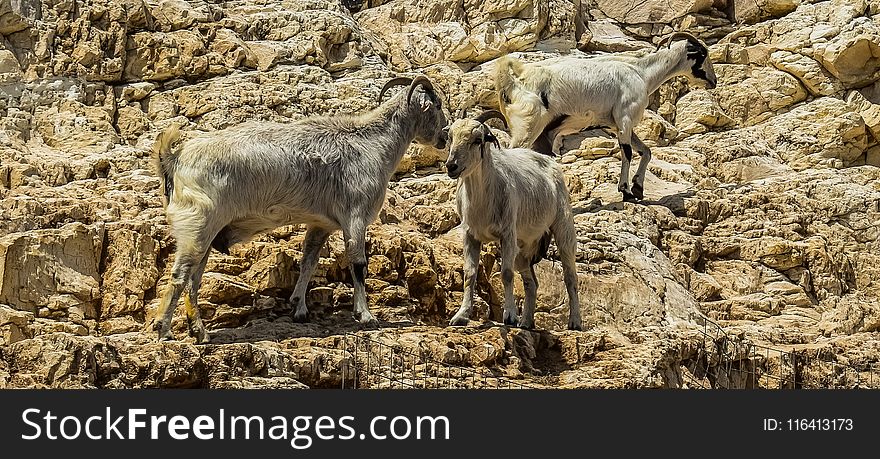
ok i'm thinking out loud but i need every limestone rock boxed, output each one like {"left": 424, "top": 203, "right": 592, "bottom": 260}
{"left": 0, "top": 223, "right": 104, "bottom": 321}
{"left": 674, "top": 89, "right": 734, "bottom": 134}
{"left": 682, "top": 97, "right": 867, "bottom": 170}
{"left": 592, "top": 0, "right": 714, "bottom": 24}
{"left": 729, "top": 0, "right": 801, "bottom": 25}
{"left": 770, "top": 50, "right": 844, "bottom": 96}
{"left": 710, "top": 67, "right": 807, "bottom": 126}
{"left": 0, "top": 305, "right": 33, "bottom": 345}
{"left": 815, "top": 18, "right": 880, "bottom": 88}
{"left": 583, "top": 19, "right": 655, "bottom": 53}
{"left": 356, "top": 0, "right": 551, "bottom": 70}
{"left": 0, "top": 0, "right": 879, "bottom": 389}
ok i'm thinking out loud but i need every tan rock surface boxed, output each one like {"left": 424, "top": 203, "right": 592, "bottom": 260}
{"left": 1, "top": 0, "right": 879, "bottom": 388}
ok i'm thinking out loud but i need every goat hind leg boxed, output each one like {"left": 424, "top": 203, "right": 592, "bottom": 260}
{"left": 291, "top": 226, "right": 331, "bottom": 323}
{"left": 552, "top": 219, "right": 582, "bottom": 331}
{"left": 344, "top": 220, "right": 377, "bottom": 327}
{"left": 518, "top": 263, "right": 538, "bottom": 330}
{"left": 155, "top": 249, "right": 200, "bottom": 341}
{"left": 630, "top": 134, "right": 652, "bottom": 202}
{"left": 615, "top": 115, "right": 637, "bottom": 203}
{"left": 185, "top": 250, "right": 211, "bottom": 344}
{"left": 618, "top": 142, "right": 637, "bottom": 203}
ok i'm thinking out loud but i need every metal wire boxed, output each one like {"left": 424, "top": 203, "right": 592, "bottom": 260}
{"left": 339, "top": 320, "right": 877, "bottom": 390}
{"left": 680, "top": 316, "right": 880, "bottom": 389}
{"left": 340, "top": 332, "right": 534, "bottom": 389}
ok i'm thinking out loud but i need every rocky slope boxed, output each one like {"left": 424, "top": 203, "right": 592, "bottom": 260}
{"left": 1, "top": 0, "right": 879, "bottom": 388}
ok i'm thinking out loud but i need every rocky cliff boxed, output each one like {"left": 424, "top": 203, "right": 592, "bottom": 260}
{"left": 1, "top": 0, "right": 879, "bottom": 388}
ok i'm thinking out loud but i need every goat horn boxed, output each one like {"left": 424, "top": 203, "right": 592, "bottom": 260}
{"left": 406, "top": 75, "right": 434, "bottom": 103}
{"left": 657, "top": 31, "right": 706, "bottom": 50}
{"left": 456, "top": 108, "right": 466, "bottom": 119}
{"left": 378, "top": 77, "right": 413, "bottom": 104}
{"left": 474, "top": 110, "right": 508, "bottom": 129}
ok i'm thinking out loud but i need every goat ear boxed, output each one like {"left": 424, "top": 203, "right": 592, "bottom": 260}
{"left": 420, "top": 94, "right": 433, "bottom": 112}
{"left": 686, "top": 41, "right": 705, "bottom": 58}
{"left": 482, "top": 125, "right": 497, "bottom": 145}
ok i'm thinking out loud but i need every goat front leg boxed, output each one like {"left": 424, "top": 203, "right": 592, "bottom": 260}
{"left": 291, "top": 226, "right": 331, "bottom": 323}
{"left": 450, "top": 231, "right": 481, "bottom": 326}
{"left": 344, "top": 219, "right": 377, "bottom": 327}
{"left": 630, "top": 133, "right": 652, "bottom": 202}
{"left": 499, "top": 230, "right": 519, "bottom": 326}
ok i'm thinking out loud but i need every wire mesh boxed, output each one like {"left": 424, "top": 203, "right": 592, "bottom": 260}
{"left": 338, "top": 320, "right": 878, "bottom": 390}
{"left": 680, "top": 316, "right": 880, "bottom": 389}
{"left": 340, "top": 333, "right": 533, "bottom": 389}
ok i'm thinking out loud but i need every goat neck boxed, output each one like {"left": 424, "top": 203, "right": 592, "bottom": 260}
{"left": 459, "top": 143, "right": 496, "bottom": 205}
{"left": 636, "top": 45, "right": 689, "bottom": 96}
{"left": 368, "top": 92, "right": 420, "bottom": 175}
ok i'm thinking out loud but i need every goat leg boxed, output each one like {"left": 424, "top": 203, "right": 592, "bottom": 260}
{"left": 450, "top": 232, "right": 481, "bottom": 326}
{"left": 290, "top": 226, "right": 330, "bottom": 323}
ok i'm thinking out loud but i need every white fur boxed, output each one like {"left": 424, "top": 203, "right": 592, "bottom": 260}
{"left": 445, "top": 118, "right": 582, "bottom": 330}
{"left": 495, "top": 35, "right": 717, "bottom": 202}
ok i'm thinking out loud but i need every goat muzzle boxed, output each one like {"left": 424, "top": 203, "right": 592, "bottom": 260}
{"left": 446, "top": 161, "right": 461, "bottom": 179}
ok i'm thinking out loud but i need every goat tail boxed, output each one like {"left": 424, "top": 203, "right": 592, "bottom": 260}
{"left": 495, "top": 55, "right": 525, "bottom": 108}
{"left": 150, "top": 124, "right": 181, "bottom": 207}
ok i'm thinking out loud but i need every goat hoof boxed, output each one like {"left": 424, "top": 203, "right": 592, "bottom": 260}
{"left": 502, "top": 310, "right": 518, "bottom": 327}
{"left": 568, "top": 320, "right": 583, "bottom": 331}
{"left": 631, "top": 183, "right": 644, "bottom": 201}
{"left": 517, "top": 320, "right": 535, "bottom": 330}
{"left": 157, "top": 331, "right": 174, "bottom": 342}
{"left": 355, "top": 311, "right": 378, "bottom": 328}
{"left": 154, "top": 321, "right": 173, "bottom": 342}
{"left": 622, "top": 190, "right": 638, "bottom": 203}
{"left": 449, "top": 316, "right": 469, "bottom": 327}
{"left": 292, "top": 309, "right": 309, "bottom": 323}
{"left": 190, "top": 327, "right": 210, "bottom": 344}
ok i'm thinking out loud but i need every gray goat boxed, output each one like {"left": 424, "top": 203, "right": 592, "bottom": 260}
{"left": 445, "top": 111, "right": 581, "bottom": 330}
{"left": 151, "top": 76, "right": 448, "bottom": 342}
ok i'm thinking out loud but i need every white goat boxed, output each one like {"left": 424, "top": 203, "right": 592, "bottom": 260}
{"left": 495, "top": 32, "right": 717, "bottom": 202}
{"left": 150, "top": 76, "right": 448, "bottom": 342}
{"left": 445, "top": 110, "right": 581, "bottom": 330}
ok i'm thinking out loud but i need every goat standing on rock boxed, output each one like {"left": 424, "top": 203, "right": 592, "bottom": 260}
{"left": 150, "top": 76, "right": 448, "bottom": 343}
{"left": 495, "top": 32, "right": 717, "bottom": 203}
{"left": 445, "top": 111, "right": 581, "bottom": 331}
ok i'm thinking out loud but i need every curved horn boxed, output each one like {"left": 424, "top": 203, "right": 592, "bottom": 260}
{"left": 378, "top": 77, "right": 413, "bottom": 104}
{"left": 657, "top": 31, "right": 705, "bottom": 50}
{"left": 406, "top": 75, "right": 435, "bottom": 103}
{"left": 474, "top": 110, "right": 508, "bottom": 129}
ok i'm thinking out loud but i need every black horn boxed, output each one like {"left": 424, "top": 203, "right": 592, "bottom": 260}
{"left": 378, "top": 77, "right": 413, "bottom": 104}
{"left": 406, "top": 75, "right": 434, "bottom": 102}
{"left": 475, "top": 110, "right": 508, "bottom": 129}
